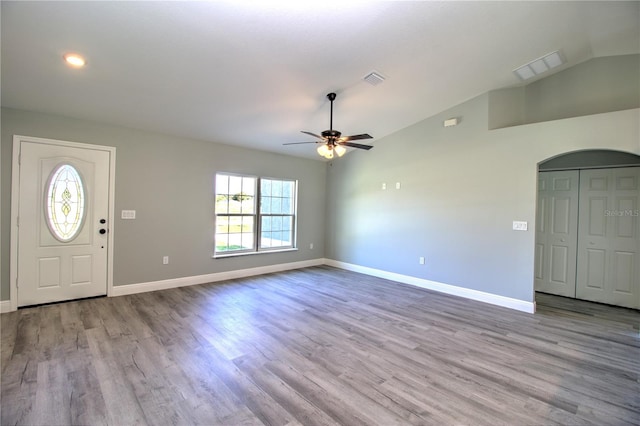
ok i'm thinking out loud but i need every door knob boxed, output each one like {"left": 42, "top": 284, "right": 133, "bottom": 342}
{"left": 100, "top": 219, "right": 106, "bottom": 224}
{"left": 99, "top": 229, "right": 107, "bottom": 235}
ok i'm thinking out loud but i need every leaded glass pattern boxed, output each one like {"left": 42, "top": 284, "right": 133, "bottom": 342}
{"left": 46, "top": 164, "right": 86, "bottom": 242}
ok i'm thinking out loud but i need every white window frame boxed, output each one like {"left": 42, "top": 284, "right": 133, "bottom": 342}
{"left": 214, "top": 173, "right": 298, "bottom": 257}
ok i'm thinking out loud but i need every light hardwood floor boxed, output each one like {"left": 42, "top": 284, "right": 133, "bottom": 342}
{"left": 2, "top": 266, "right": 639, "bottom": 425}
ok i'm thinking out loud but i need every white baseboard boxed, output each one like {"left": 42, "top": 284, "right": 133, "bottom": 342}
{"left": 112, "top": 258, "right": 325, "bottom": 297}
{"left": 0, "top": 300, "right": 13, "bottom": 314}
{"left": 325, "top": 259, "right": 536, "bottom": 313}
{"left": 5, "top": 257, "right": 534, "bottom": 314}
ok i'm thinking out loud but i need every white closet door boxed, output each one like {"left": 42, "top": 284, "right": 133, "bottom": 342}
{"left": 576, "top": 167, "right": 639, "bottom": 309}
{"left": 535, "top": 171, "right": 579, "bottom": 297}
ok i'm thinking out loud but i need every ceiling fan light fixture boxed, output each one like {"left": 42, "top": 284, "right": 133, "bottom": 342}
{"left": 285, "top": 92, "right": 374, "bottom": 158}
{"left": 63, "top": 53, "right": 86, "bottom": 68}
{"left": 317, "top": 144, "right": 333, "bottom": 159}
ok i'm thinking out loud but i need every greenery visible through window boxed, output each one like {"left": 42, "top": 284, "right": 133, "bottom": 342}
{"left": 215, "top": 173, "right": 296, "bottom": 254}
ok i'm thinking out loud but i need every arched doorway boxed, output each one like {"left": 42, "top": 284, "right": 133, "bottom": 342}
{"left": 535, "top": 149, "right": 640, "bottom": 309}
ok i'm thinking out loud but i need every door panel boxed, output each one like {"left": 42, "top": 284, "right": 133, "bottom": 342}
{"left": 576, "top": 167, "right": 639, "bottom": 309}
{"left": 17, "top": 141, "right": 111, "bottom": 307}
{"left": 535, "top": 171, "right": 579, "bottom": 297}
{"left": 584, "top": 249, "right": 606, "bottom": 289}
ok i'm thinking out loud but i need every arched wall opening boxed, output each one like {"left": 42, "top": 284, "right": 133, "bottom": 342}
{"left": 534, "top": 149, "right": 640, "bottom": 309}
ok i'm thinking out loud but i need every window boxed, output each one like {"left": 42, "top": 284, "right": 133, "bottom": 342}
{"left": 46, "top": 164, "right": 86, "bottom": 242}
{"left": 215, "top": 173, "right": 297, "bottom": 255}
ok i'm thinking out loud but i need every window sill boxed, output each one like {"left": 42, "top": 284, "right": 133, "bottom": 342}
{"left": 213, "top": 247, "right": 298, "bottom": 259}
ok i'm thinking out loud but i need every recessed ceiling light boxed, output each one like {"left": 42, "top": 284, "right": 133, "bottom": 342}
{"left": 63, "top": 53, "right": 86, "bottom": 68}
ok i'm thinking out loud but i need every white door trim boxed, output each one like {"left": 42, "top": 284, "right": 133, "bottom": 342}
{"left": 9, "top": 135, "right": 116, "bottom": 312}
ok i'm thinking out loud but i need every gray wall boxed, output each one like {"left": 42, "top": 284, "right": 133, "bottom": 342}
{"left": 325, "top": 95, "right": 639, "bottom": 302}
{"left": 1, "top": 108, "right": 326, "bottom": 300}
{"left": 489, "top": 54, "right": 640, "bottom": 129}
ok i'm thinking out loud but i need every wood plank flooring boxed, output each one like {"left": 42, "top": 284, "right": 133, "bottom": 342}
{"left": 2, "top": 266, "right": 639, "bottom": 425}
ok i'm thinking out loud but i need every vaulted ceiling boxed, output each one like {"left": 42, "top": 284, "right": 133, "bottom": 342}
{"left": 2, "top": 1, "right": 639, "bottom": 159}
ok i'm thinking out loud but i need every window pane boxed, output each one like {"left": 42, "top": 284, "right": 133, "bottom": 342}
{"left": 271, "top": 180, "right": 282, "bottom": 197}
{"left": 272, "top": 231, "right": 283, "bottom": 245}
{"left": 241, "top": 232, "right": 254, "bottom": 250}
{"left": 261, "top": 179, "right": 271, "bottom": 196}
{"left": 281, "top": 229, "right": 292, "bottom": 245}
{"left": 229, "top": 175, "right": 242, "bottom": 194}
{"left": 282, "top": 198, "right": 291, "bottom": 214}
{"left": 242, "top": 215, "right": 254, "bottom": 233}
{"left": 216, "top": 174, "right": 229, "bottom": 195}
{"left": 243, "top": 177, "right": 256, "bottom": 196}
{"left": 260, "top": 196, "right": 270, "bottom": 214}
{"left": 241, "top": 195, "right": 255, "bottom": 214}
{"left": 228, "top": 232, "right": 242, "bottom": 250}
{"left": 215, "top": 195, "right": 229, "bottom": 214}
{"left": 271, "top": 197, "right": 282, "bottom": 214}
{"left": 216, "top": 234, "right": 230, "bottom": 252}
{"left": 46, "top": 164, "right": 86, "bottom": 242}
{"left": 261, "top": 216, "right": 271, "bottom": 232}
{"left": 216, "top": 216, "right": 229, "bottom": 234}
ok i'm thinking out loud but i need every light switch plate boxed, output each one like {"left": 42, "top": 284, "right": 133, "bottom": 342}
{"left": 121, "top": 210, "right": 136, "bottom": 219}
{"left": 512, "top": 221, "right": 528, "bottom": 231}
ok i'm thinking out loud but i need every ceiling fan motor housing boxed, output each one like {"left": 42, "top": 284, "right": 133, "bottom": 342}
{"left": 321, "top": 129, "right": 342, "bottom": 140}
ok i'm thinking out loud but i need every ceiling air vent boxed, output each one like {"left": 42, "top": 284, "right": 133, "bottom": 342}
{"left": 513, "top": 50, "right": 565, "bottom": 81}
{"left": 363, "top": 71, "right": 386, "bottom": 86}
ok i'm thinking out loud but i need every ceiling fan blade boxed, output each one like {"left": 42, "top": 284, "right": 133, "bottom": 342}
{"left": 283, "top": 141, "right": 322, "bottom": 145}
{"left": 301, "top": 131, "right": 325, "bottom": 140}
{"left": 339, "top": 142, "right": 373, "bottom": 150}
{"left": 340, "top": 133, "right": 373, "bottom": 142}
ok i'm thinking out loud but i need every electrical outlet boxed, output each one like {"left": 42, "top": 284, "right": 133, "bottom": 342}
{"left": 396, "top": 182, "right": 401, "bottom": 189}
{"left": 419, "top": 256, "right": 425, "bottom": 265}
{"left": 163, "top": 256, "right": 169, "bottom": 265}
{"left": 382, "top": 182, "right": 387, "bottom": 190}
{"left": 309, "top": 243, "right": 314, "bottom": 250}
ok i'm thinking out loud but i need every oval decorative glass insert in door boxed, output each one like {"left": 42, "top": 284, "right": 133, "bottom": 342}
{"left": 45, "top": 163, "right": 86, "bottom": 242}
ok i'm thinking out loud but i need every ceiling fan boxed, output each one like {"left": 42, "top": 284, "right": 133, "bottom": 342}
{"left": 284, "top": 92, "right": 373, "bottom": 159}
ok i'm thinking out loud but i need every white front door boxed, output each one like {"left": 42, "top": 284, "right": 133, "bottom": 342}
{"left": 576, "top": 167, "right": 640, "bottom": 309}
{"left": 535, "top": 171, "right": 579, "bottom": 297}
{"left": 15, "top": 137, "right": 114, "bottom": 307}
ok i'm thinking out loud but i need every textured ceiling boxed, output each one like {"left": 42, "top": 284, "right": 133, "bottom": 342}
{"left": 2, "top": 1, "right": 639, "bottom": 160}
